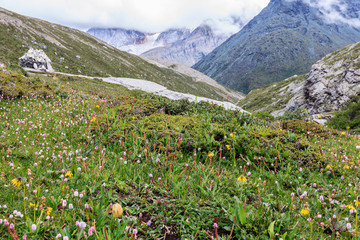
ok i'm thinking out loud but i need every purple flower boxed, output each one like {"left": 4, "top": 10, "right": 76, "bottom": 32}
{"left": 132, "top": 229, "right": 138, "bottom": 235}
{"left": 347, "top": 223, "right": 351, "bottom": 229}
{"left": 23, "top": 234, "right": 27, "bottom": 240}
{"left": 214, "top": 223, "right": 218, "bottom": 228}
{"left": 79, "top": 222, "right": 86, "bottom": 229}
{"left": 31, "top": 224, "right": 37, "bottom": 231}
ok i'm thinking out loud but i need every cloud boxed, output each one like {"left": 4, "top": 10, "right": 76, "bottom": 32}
{"left": 0, "top": 0, "right": 270, "bottom": 31}
{"left": 287, "top": 0, "right": 360, "bottom": 28}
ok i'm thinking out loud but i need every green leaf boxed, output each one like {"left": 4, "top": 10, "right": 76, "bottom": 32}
{"left": 268, "top": 221, "right": 275, "bottom": 239}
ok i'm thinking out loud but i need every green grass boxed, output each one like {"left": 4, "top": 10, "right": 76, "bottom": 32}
{"left": 1, "top": 69, "right": 360, "bottom": 239}
{"left": 239, "top": 74, "right": 307, "bottom": 113}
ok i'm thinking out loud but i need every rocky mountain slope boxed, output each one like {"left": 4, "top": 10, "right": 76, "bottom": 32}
{"left": 0, "top": 7, "right": 242, "bottom": 101}
{"left": 193, "top": 0, "right": 360, "bottom": 93}
{"left": 239, "top": 41, "right": 360, "bottom": 116}
{"left": 87, "top": 17, "right": 243, "bottom": 66}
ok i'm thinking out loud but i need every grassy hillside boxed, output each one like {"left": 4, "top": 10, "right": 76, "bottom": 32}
{"left": 1, "top": 67, "right": 360, "bottom": 239}
{"left": 0, "top": 7, "right": 237, "bottom": 101}
{"left": 239, "top": 74, "right": 307, "bottom": 114}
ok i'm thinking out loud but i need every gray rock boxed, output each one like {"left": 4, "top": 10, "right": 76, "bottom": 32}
{"left": 19, "top": 48, "right": 54, "bottom": 72}
{"left": 277, "top": 41, "right": 360, "bottom": 115}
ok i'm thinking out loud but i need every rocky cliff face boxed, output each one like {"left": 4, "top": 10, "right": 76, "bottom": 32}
{"left": 240, "top": 41, "right": 360, "bottom": 116}
{"left": 141, "top": 24, "right": 231, "bottom": 66}
{"left": 193, "top": 0, "right": 360, "bottom": 93}
{"left": 304, "top": 43, "right": 360, "bottom": 114}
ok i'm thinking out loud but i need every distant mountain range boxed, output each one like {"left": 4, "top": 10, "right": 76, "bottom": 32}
{"left": 87, "top": 16, "right": 244, "bottom": 66}
{"left": 193, "top": 0, "right": 360, "bottom": 93}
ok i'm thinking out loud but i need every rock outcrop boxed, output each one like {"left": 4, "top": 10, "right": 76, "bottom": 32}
{"left": 19, "top": 48, "right": 54, "bottom": 72}
{"left": 304, "top": 47, "right": 360, "bottom": 114}
{"left": 240, "top": 41, "right": 360, "bottom": 116}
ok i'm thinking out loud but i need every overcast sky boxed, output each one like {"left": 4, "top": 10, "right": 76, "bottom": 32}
{"left": 0, "top": 0, "right": 270, "bottom": 31}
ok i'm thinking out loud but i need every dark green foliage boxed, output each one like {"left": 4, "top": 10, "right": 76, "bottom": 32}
{"left": 327, "top": 96, "right": 360, "bottom": 133}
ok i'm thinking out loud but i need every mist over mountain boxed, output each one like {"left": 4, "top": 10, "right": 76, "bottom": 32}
{"left": 87, "top": 16, "right": 244, "bottom": 66}
{"left": 193, "top": 0, "right": 360, "bottom": 93}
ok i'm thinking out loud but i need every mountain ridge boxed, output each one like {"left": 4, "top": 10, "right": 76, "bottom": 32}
{"left": 87, "top": 17, "right": 244, "bottom": 66}
{"left": 193, "top": 0, "right": 360, "bottom": 93}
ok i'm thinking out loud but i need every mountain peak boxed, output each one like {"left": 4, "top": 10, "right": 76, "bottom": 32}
{"left": 193, "top": 0, "right": 360, "bottom": 93}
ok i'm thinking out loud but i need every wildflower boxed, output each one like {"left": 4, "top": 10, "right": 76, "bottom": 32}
{"left": 237, "top": 175, "right": 247, "bottom": 183}
{"left": 347, "top": 223, "right": 351, "bottom": 229}
{"left": 46, "top": 207, "right": 53, "bottom": 215}
{"left": 346, "top": 126, "right": 350, "bottom": 130}
{"left": 230, "top": 133, "right": 235, "bottom": 138}
{"left": 95, "top": 105, "right": 100, "bottom": 108}
{"left": 23, "top": 234, "right": 27, "bottom": 240}
{"left": 69, "top": 204, "right": 73, "bottom": 209}
{"left": 90, "top": 117, "right": 97, "bottom": 123}
{"left": 347, "top": 205, "right": 356, "bottom": 210}
{"left": 225, "top": 145, "right": 231, "bottom": 150}
{"left": 324, "top": 164, "right": 332, "bottom": 171}
{"left": 79, "top": 222, "right": 86, "bottom": 229}
{"left": 341, "top": 131, "right": 346, "bottom": 135}
{"left": 112, "top": 203, "right": 123, "bottom": 218}
{"left": 11, "top": 179, "right": 21, "bottom": 187}
{"left": 31, "top": 224, "right": 37, "bottom": 231}
{"left": 344, "top": 165, "right": 350, "bottom": 169}
{"left": 355, "top": 200, "right": 360, "bottom": 207}
{"left": 132, "top": 229, "right": 138, "bottom": 235}
{"left": 65, "top": 171, "right": 73, "bottom": 178}
{"left": 300, "top": 208, "right": 310, "bottom": 216}
{"left": 85, "top": 203, "right": 89, "bottom": 209}
{"left": 208, "top": 152, "right": 214, "bottom": 158}
{"left": 29, "top": 203, "right": 39, "bottom": 208}
{"left": 39, "top": 124, "right": 42, "bottom": 128}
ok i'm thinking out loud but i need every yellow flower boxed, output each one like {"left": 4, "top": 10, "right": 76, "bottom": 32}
{"left": 61, "top": 85, "right": 64, "bottom": 88}
{"left": 324, "top": 164, "right": 332, "bottom": 170}
{"left": 300, "top": 208, "right": 310, "bottom": 216}
{"left": 230, "top": 133, "right": 235, "bottom": 138}
{"left": 95, "top": 105, "right": 100, "bottom": 108}
{"left": 346, "top": 126, "right": 350, "bottom": 130}
{"left": 344, "top": 165, "right": 350, "bottom": 169}
{"left": 11, "top": 178, "right": 21, "bottom": 188}
{"left": 347, "top": 204, "right": 356, "bottom": 210}
{"left": 112, "top": 203, "right": 123, "bottom": 218}
{"left": 341, "top": 132, "right": 346, "bottom": 135}
{"left": 90, "top": 117, "right": 97, "bottom": 123}
{"left": 39, "top": 124, "right": 42, "bottom": 128}
{"left": 69, "top": 99, "right": 72, "bottom": 102}
{"left": 355, "top": 200, "right": 360, "bottom": 207}
{"left": 349, "top": 162, "right": 354, "bottom": 165}
{"left": 29, "top": 203, "right": 39, "bottom": 208}
{"left": 66, "top": 82, "right": 69, "bottom": 85}
{"left": 317, "top": 114, "right": 321, "bottom": 118}
{"left": 208, "top": 152, "right": 214, "bottom": 158}
{"left": 46, "top": 207, "right": 53, "bottom": 215}
{"left": 225, "top": 145, "right": 231, "bottom": 150}
{"left": 237, "top": 175, "right": 247, "bottom": 183}
{"left": 65, "top": 171, "right": 73, "bottom": 178}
